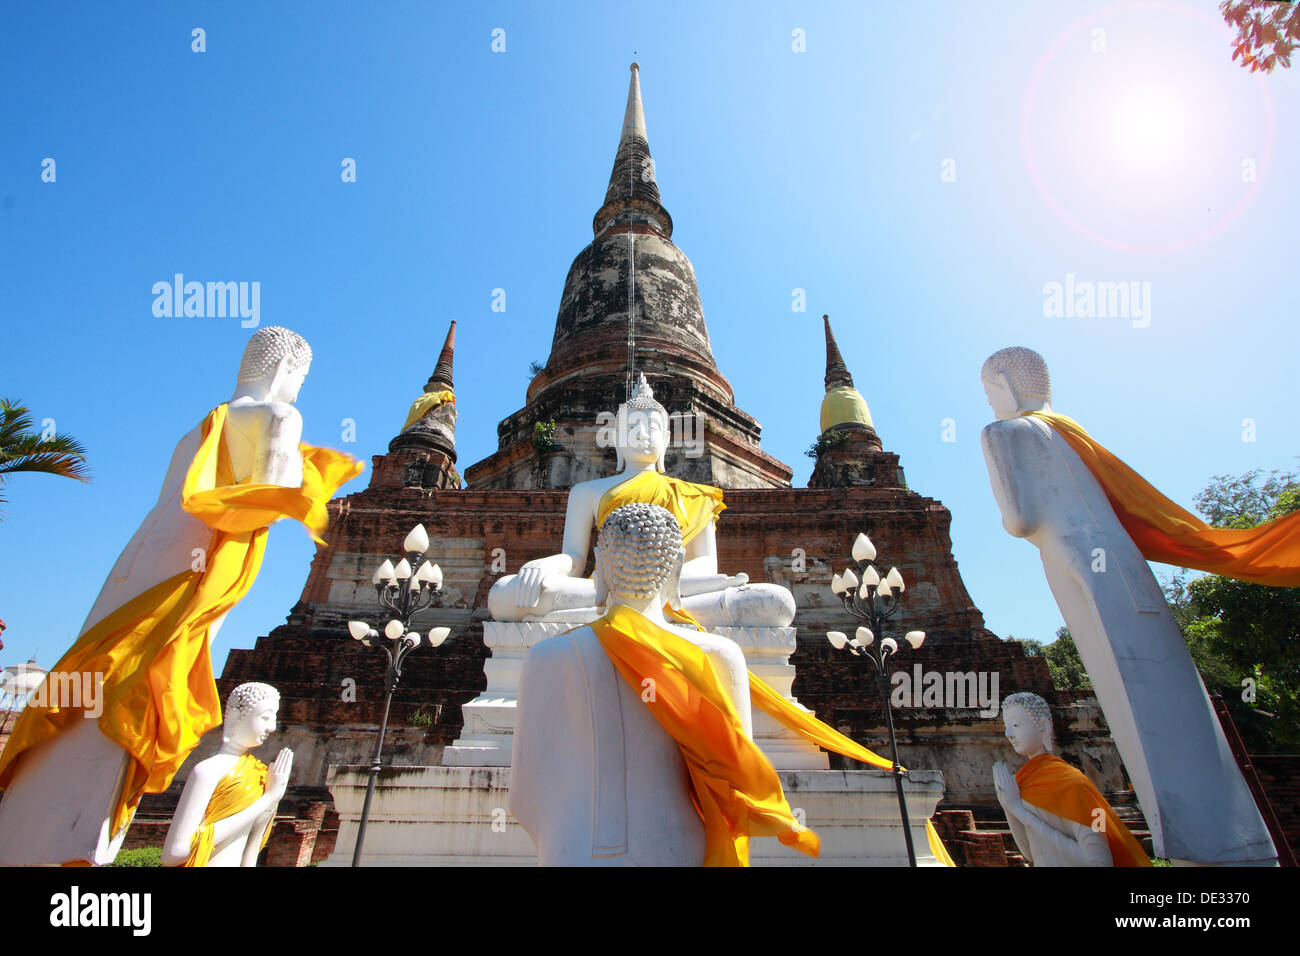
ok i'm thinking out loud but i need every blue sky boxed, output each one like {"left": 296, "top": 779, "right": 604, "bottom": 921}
{"left": 2, "top": 1, "right": 1296, "bottom": 675}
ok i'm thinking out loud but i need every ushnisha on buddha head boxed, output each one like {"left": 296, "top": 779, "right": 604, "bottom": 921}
{"left": 236, "top": 326, "right": 313, "bottom": 404}
{"left": 222, "top": 682, "right": 281, "bottom": 750}
{"left": 593, "top": 502, "right": 685, "bottom": 609}
{"left": 1001, "top": 691, "right": 1054, "bottom": 757}
{"left": 981, "top": 346, "right": 1052, "bottom": 421}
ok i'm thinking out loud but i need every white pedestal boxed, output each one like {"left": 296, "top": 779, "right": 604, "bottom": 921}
{"left": 323, "top": 765, "right": 946, "bottom": 867}
{"left": 442, "top": 620, "right": 828, "bottom": 770}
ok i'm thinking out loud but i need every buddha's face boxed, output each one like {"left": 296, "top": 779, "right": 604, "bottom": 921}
{"left": 982, "top": 372, "right": 1020, "bottom": 421}
{"left": 273, "top": 360, "right": 310, "bottom": 404}
{"left": 621, "top": 409, "right": 668, "bottom": 462}
{"left": 1002, "top": 705, "right": 1046, "bottom": 757}
{"left": 227, "top": 702, "right": 279, "bottom": 750}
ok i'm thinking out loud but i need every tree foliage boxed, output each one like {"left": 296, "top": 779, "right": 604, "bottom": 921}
{"left": 1163, "top": 468, "right": 1300, "bottom": 753}
{"left": 1222, "top": 1, "right": 1300, "bottom": 73}
{"left": 0, "top": 398, "right": 91, "bottom": 517}
{"left": 1018, "top": 627, "right": 1092, "bottom": 692}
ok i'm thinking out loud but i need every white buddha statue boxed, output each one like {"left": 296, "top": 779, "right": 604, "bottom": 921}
{"left": 162, "top": 682, "right": 293, "bottom": 867}
{"left": 511, "top": 502, "right": 755, "bottom": 865}
{"left": 980, "top": 346, "right": 1274, "bottom": 865}
{"left": 488, "top": 374, "right": 795, "bottom": 628}
{"left": 993, "top": 692, "right": 1134, "bottom": 866}
{"left": 0, "top": 327, "right": 359, "bottom": 866}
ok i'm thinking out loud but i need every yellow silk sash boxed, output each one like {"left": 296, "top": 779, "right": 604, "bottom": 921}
{"left": 1028, "top": 411, "right": 1300, "bottom": 587}
{"left": 597, "top": 471, "right": 725, "bottom": 545}
{"left": 592, "top": 605, "right": 818, "bottom": 866}
{"left": 401, "top": 389, "right": 455, "bottom": 431}
{"left": 184, "top": 753, "right": 275, "bottom": 867}
{"left": 1016, "top": 753, "right": 1151, "bottom": 867}
{"left": 664, "top": 604, "right": 954, "bottom": 865}
{"left": 0, "top": 404, "right": 361, "bottom": 838}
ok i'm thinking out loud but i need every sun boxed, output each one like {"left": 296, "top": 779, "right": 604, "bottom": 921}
{"left": 1111, "top": 86, "right": 1188, "bottom": 167}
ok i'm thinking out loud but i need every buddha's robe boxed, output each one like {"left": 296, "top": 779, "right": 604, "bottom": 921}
{"left": 596, "top": 470, "right": 725, "bottom": 544}
{"left": 183, "top": 753, "right": 275, "bottom": 867}
{"left": 0, "top": 404, "right": 361, "bottom": 839}
{"left": 1028, "top": 411, "right": 1300, "bottom": 586}
{"left": 1015, "top": 753, "right": 1150, "bottom": 867}
{"left": 594, "top": 605, "right": 954, "bottom": 866}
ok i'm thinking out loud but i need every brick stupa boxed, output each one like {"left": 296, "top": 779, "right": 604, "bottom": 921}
{"left": 200, "top": 66, "right": 1128, "bottom": 856}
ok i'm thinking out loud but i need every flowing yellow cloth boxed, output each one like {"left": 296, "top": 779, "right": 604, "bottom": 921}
{"left": 183, "top": 753, "right": 275, "bottom": 867}
{"left": 401, "top": 389, "right": 455, "bottom": 431}
{"left": 665, "top": 604, "right": 954, "bottom": 866}
{"left": 1015, "top": 753, "right": 1151, "bottom": 867}
{"left": 1028, "top": 411, "right": 1300, "bottom": 587}
{"left": 0, "top": 404, "right": 362, "bottom": 838}
{"left": 597, "top": 471, "right": 725, "bottom": 545}
{"left": 592, "top": 605, "right": 819, "bottom": 866}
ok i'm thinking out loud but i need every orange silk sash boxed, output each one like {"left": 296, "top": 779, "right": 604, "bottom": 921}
{"left": 184, "top": 753, "right": 275, "bottom": 867}
{"left": 597, "top": 470, "right": 725, "bottom": 545}
{"left": 664, "top": 604, "right": 954, "bottom": 865}
{"left": 1015, "top": 753, "right": 1151, "bottom": 867}
{"left": 1028, "top": 411, "right": 1300, "bottom": 586}
{"left": 0, "top": 404, "right": 361, "bottom": 838}
{"left": 592, "top": 605, "right": 819, "bottom": 866}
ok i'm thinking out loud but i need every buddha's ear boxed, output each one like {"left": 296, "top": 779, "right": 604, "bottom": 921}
{"left": 614, "top": 445, "right": 625, "bottom": 472}
{"left": 656, "top": 446, "right": 666, "bottom": 473}
{"left": 665, "top": 547, "right": 685, "bottom": 611}
{"left": 593, "top": 546, "right": 608, "bottom": 608}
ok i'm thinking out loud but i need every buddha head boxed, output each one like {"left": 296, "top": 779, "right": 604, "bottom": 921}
{"left": 981, "top": 347, "right": 1051, "bottom": 420}
{"left": 593, "top": 503, "right": 685, "bottom": 610}
{"left": 237, "top": 327, "right": 313, "bottom": 403}
{"left": 1002, "top": 691, "right": 1054, "bottom": 757}
{"left": 615, "top": 373, "right": 670, "bottom": 473}
{"left": 222, "top": 682, "right": 281, "bottom": 750}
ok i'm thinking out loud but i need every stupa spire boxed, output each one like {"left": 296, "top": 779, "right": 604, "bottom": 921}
{"left": 593, "top": 63, "right": 673, "bottom": 238}
{"left": 823, "top": 314, "right": 854, "bottom": 391}
{"left": 425, "top": 319, "right": 456, "bottom": 393}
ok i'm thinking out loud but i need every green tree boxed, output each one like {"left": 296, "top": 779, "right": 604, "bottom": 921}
{"left": 0, "top": 398, "right": 91, "bottom": 517}
{"left": 1222, "top": 1, "right": 1300, "bottom": 73}
{"left": 1162, "top": 469, "right": 1300, "bottom": 753}
{"left": 1018, "top": 628, "right": 1092, "bottom": 691}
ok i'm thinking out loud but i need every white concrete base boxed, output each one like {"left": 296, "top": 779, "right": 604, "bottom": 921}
{"left": 323, "top": 764, "right": 946, "bottom": 867}
{"left": 442, "top": 620, "right": 829, "bottom": 770}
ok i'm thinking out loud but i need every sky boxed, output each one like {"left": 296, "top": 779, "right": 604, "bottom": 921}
{"left": 1, "top": 1, "right": 1297, "bottom": 677}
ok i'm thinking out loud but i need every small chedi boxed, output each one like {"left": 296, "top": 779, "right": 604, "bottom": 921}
{"left": 162, "top": 682, "right": 293, "bottom": 867}
{"left": 510, "top": 502, "right": 810, "bottom": 865}
{"left": 0, "top": 327, "right": 360, "bottom": 865}
{"left": 488, "top": 374, "right": 796, "bottom": 628}
{"left": 993, "top": 691, "right": 1148, "bottom": 867}
{"left": 980, "top": 346, "right": 1277, "bottom": 865}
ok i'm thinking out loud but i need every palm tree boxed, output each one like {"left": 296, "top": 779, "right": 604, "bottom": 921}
{"left": 0, "top": 398, "right": 91, "bottom": 517}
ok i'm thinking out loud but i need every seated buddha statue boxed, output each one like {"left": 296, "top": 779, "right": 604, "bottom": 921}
{"left": 992, "top": 692, "right": 1149, "bottom": 867}
{"left": 161, "top": 682, "right": 294, "bottom": 867}
{"left": 488, "top": 374, "right": 795, "bottom": 628}
{"left": 511, "top": 502, "right": 816, "bottom": 866}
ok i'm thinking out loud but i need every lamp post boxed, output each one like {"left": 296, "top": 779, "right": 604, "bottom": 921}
{"left": 347, "top": 522, "right": 452, "bottom": 867}
{"left": 826, "top": 532, "right": 926, "bottom": 867}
